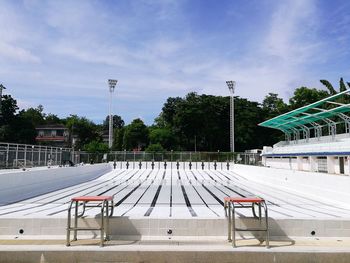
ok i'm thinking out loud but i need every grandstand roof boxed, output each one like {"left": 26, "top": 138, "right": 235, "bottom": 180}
{"left": 259, "top": 89, "right": 350, "bottom": 133}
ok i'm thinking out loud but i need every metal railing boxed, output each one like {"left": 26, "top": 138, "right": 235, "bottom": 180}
{"left": 0, "top": 143, "right": 71, "bottom": 169}
{"left": 105, "top": 151, "right": 261, "bottom": 166}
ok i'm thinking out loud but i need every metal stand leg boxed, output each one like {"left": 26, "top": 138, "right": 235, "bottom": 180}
{"left": 264, "top": 201, "right": 270, "bottom": 248}
{"left": 232, "top": 205, "right": 236, "bottom": 247}
{"left": 100, "top": 202, "right": 105, "bottom": 247}
{"left": 105, "top": 201, "right": 110, "bottom": 241}
{"left": 73, "top": 201, "right": 78, "bottom": 241}
{"left": 259, "top": 203, "right": 262, "bottom": 223}
{"left": 227, "top": 202, "right": 232, "bottom": 242}
{"left": 66, "top": 202, "right": 73, "bottom": 246}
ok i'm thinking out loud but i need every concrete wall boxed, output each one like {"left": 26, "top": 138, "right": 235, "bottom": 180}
{"left": 233, "top": 164, "right": 350, "bottom": 207}
{"left": 1, "top": 217, "right": 349, "bottom": 238}
{"left": 264, "top": 158, "right": 298, "bottom": 170}
{"left": 265, "top": 156, "right": 350, "bottom": 175}
{"left": 0, "top": 164, "right": 112, "bottom": 205}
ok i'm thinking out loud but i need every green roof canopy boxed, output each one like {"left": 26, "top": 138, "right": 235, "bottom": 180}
{"left": 259, "top": 90, "right": 350, "bottom": 135}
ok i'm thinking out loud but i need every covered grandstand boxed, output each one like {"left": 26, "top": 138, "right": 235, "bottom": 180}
{"left": 259, "top": 89, "right": 350, "bottom": 174}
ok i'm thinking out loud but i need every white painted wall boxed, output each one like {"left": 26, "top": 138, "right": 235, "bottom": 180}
{"left": 265, "top": 157, "right": 298, "bottom": 170}
{"left": 233, "top": 164, "right": 350, "bottom": 206}
{"left": 0, "top": 163, "right": 112, "bottom": 205}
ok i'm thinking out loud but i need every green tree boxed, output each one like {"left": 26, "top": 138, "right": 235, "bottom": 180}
{"left": 45, "top": 114, "right": 61, "bottom": 124}
{"left": 320, "top": 80, "right": 337, "bottom": 95}
{"left": 340, "top": 77, "right": 347, "bottom": 92}
{"left": 113, "top": 126, "right": 125, "bottom": 150}
{"left": 145, "top": 143, "right": 165, "bottom": 153}
{"left": 65, "top": 115, "right": 100, "bottom": 149}
{"left": 262, "top": 93, "right": 288, "bottom": 116}
{"left": 123, "top": 118, "right": 149, "bottom": 150}
{"left": 83, "top": 140, "right": 109, "bottom": 153}
{"left": 103, "top": 115, "right": 125, "bottom": 130}
{"left": 161, "top": 97, "right": 183, "bottom": 126}
{"left": 5, "top": 114, "right": 37, "bottom": 144}
{"left": 320, "top": 78, "right": 350, "bottom": 94}
{"left": 19, "top": 105, "right": 45, "bottom": 127}
{"left": 149, "top": 126, "right": 176, "bottom": 150}
{"left": 0, "top": 94, "right": 18, "bottom": 125}
{"left": 0, "top": 95, "right": 38, "bottom": 144}
{"left": 289, "top": 87, "right": 329, "bottom": 108}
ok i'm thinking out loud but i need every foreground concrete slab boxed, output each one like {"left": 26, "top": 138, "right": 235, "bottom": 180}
{"left": 0, "top": 237, "right": 350, "bottom": 263}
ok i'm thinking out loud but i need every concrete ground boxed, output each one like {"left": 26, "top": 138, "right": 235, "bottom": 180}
{"left": 0, "top": 236, "right": 350, "bottom": 263}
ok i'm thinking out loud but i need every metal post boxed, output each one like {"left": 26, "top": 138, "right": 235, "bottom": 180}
{"left": 38, "top": 146, "right": 41, "bottom": 166}
{"left": 31, "top": 145, "right": 34, "bottom": 166}
{"left": 6, "top": 143, "right": 9, "bottom": 168}
{"left": 50, "top": 147, "right": 53, "bottom": 165}
{"left": 15, "top": 145, "right": 18, "bottom": 168}
{"left": 45, "top": 147, "right": 47, "bottom": 166}
{"left": 60, "top": 148, "right": 62, "bottom": 165}
{"left": 24, "top": 145, "right": 27, "bottom": 168}
{"left": 55, "top": 147, "right": 58, "bottom": 165}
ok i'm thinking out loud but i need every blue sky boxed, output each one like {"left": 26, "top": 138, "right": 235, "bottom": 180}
{"left": 0, "top": 0, "right": 349, "bottom": 125}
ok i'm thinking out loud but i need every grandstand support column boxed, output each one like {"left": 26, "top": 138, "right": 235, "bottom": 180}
{"left": 327, "top": 156, "right": 335, "bottom": 174}
{"left": 297, "top": 156, "right": 303, "bottom": 171}
{"left": 348, "top": 157, "right": 350, "bottom": 175}
{"left": 309, "top": 156, "right": 317, "bottom": 172}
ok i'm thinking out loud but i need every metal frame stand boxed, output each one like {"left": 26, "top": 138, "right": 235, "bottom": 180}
{"left": 66, "top": 196, "right": 114, "bottom": 247}
{"left": 224, "top": 196, "right": 269, "bottom": 248}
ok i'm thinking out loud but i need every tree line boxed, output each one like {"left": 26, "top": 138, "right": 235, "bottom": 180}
{"left": 0, "top": 78, "right": 349, "bottom": 153}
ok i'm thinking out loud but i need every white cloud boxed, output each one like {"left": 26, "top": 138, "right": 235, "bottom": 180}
{"left": 0, "top": 42, "right": 41, "bottom": 63}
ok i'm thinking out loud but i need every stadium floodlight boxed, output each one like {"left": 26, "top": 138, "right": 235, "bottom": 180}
{"left": 108, "top": 79, "right": 118, "bottom": 149}
{"left": 226, "top": 81, "right": 236, "bottom": 153}
{"left": 0, "top": 84, "right": 6, "bottom": 117}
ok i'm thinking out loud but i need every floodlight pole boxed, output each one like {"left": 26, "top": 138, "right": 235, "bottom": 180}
{"left": 0, "top": 84, "right": 6, "bottom": 117}
{"left": 108, "top": 79, "right": 118, "bottom": 149}
{"left": 226, "top": 81, "right": 236, "bottom": 153}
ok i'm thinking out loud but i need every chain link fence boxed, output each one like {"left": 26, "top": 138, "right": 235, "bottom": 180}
{"left": 0, "top": 143, "right": 71, "bottom": 169}
{"left": 0, "top": 142, "right": 262, "bottom": 169}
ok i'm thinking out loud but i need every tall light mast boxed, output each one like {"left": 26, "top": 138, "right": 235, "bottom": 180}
{"left": 226, "top": 81, "right": 236, "bottom": 153}
{"left": 0, "top": 84, "right": 6, "bottom": 118}
{"left": 108, "top": 79, "right": 118, "bottom": 148}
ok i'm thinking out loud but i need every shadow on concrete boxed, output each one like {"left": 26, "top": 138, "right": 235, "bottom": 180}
{"left": 94, "top": 216, "right": 143, "bottom": 242}
{"left": 235, "top": 217, "right": 295, "bottom": 248}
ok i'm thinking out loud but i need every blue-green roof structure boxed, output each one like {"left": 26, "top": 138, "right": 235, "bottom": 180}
{"left": 259, "top": 89, "right": 350, "bottom": 141}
